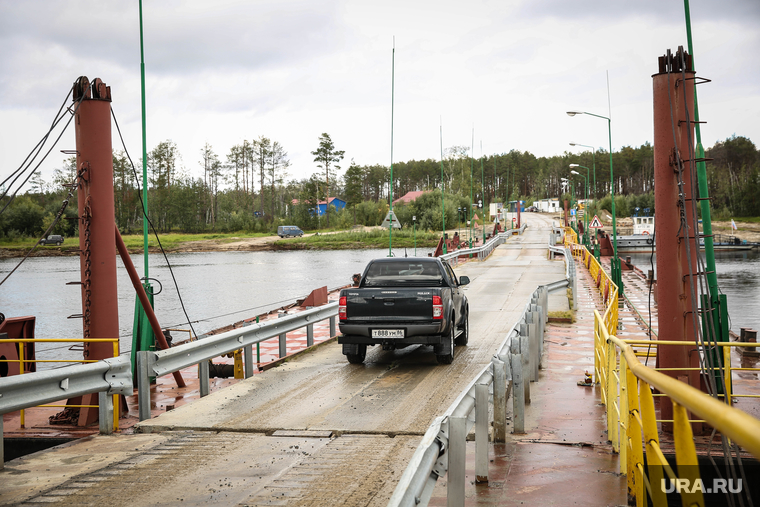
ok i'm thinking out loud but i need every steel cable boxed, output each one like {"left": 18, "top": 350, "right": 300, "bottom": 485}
{"left": 110, "top": 107, "right": 198, "bottom": 340}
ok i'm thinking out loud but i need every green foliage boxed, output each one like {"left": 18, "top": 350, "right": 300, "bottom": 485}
{"left": 3, "top": 135, "right": 758, "bottom": 244}
{"left": 4, "top": 196, "right": 45, "bottom": 236}
{"left": 275, "top": 228, "right": 440, "bottom": 250}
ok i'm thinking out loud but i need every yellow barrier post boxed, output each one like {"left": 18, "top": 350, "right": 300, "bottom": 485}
{"left": 640, "top": 380, "right": 667, "bottom": 507}
{"left": 619, "top": 355, "right": 629, "bottom": 475}
{"left": 627, "top": 368, "right": 645, "bottom": 506}
{"left": 606, "top": 339, "right": 617, "bottom": 446}
{"left": 233, "top": 349, "right": 244, "bottom": 379}
{"left": 723, "top": 346, "right": 732, "bottom": 407}
{"left": 20, "top": 341, "right": 26, "bottom": 428}
{"left": 673, "top": 402, "right": 705, "bottom": 507}
{"left": 112, "top": 341, "right": 120, "bottom": 432}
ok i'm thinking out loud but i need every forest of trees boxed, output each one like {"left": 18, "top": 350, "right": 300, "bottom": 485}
{"left": 1, "top": 133, "right": 758, "bottom": 240}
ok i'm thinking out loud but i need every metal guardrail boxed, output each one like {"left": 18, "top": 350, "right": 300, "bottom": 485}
{"left": 390, "top": 250, "right": 573, "bottom": 506}
{"left": 440, "top": 224, "right": 527, "bottom": 266}
{"left": 136, "top": 302, "right": 339, "bottom": 421}
{"left": 0, "top": 354, "right": 132, "bottom": 468}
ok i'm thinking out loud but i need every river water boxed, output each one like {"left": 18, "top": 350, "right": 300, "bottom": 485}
{"left": 626, "top": 250, "right": 760, "bottom": 335}
{"left": 0, "top": 247, "right": 433, "bottom": 365}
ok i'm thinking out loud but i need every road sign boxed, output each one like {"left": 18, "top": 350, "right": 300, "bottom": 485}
{"left": 589, "top": 215, "right": 604, "bottom": 228}
{"left": 381, "top": 211, "right": 402, "bottom": 229}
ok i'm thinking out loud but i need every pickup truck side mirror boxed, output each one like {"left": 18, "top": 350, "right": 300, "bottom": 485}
{"left": 458, "top": 276, "right": 470, "bottom": 286}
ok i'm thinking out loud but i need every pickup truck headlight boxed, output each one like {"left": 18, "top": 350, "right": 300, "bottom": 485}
{"left": 432, "top": 295, "right": 443, "bottom": 319}
{"left": 339, "top": 296, "right": 347, "bottom": 320}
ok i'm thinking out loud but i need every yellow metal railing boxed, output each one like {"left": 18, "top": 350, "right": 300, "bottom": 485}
{"left": 0, "top": 338, "right": 121, "bottom": 432}
{"left": 596, "top": 320, "right": 760, "bottom": 506}
{"left": 564, "top": 228, "right": 760, "bottom": 506}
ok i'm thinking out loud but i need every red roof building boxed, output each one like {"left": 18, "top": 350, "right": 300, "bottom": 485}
{"left": 392, "top": 190, "right": 428, "bottom": 205}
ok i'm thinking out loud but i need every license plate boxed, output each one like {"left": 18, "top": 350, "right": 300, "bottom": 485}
{"left": 372, "top": 329, "right": 404, "bottom": 339}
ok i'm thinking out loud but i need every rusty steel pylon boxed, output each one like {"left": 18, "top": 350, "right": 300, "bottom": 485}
{"left": 652, "top": 49, "right": 703, "bottom": 434}
{"left": 70, "top": 77, "right": 120, "bottom": 426}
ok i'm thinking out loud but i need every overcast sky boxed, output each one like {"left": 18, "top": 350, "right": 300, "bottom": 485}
{"left": 1, "top": 0, "right": 758, "bottom": 189}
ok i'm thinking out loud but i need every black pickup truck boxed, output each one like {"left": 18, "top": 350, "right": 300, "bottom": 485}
{"left": 337, "top": 257, "right": 470, "bottom": 365}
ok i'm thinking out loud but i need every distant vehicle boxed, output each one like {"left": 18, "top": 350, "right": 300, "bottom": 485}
{"left": 277, "top": 225, "right": 304, "bottom": 238}
{"left": 525, "top": 206, "right": 538, "bottom": 212}
{"left": 338, "top": 257, "right": 469, "bottom": 365}
{"left": 40, "top": 235, "right": 64, "bottom": 246}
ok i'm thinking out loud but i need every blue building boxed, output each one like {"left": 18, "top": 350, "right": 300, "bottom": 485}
{"left": 316, "top": 197, "right": 346, "bottom": 216}
{"left": 291, "top": 197, "right": 347, "bottom": 216}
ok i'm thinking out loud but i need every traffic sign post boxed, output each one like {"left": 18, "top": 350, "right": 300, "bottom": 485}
{"left": 588, "top": 215, "right": 603, "bottom": 261}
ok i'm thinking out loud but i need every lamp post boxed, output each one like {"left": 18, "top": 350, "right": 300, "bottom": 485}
{"left": 567, "top": 110, "right": 622, "bottom": 295}
{"left": 457, "top": 207, "right": 462, "bottom": 239}
{"left": 413, "top": 215, "right": 417, "bottom": 256}
{"left": 480, "top": 143, "right": 486, "bottom": 245}
{"left": 569, "top": 142, "right": 597, "bottom": 198}
{"left": 478, "top": 199, "right": 483, "bottom": 244}
{"left": 570, "top": 164, "right": 590, "bottom": 246}
{"left": 570, "top": 168, "right": 588, "bottom": 247}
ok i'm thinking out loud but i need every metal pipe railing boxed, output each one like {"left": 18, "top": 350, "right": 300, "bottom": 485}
{"left": 0, "top": 354, "right": 132, "bottom": 469}
{"left": 390, "top": 249, "right": 571, "bottom": 507}
{"left": 136, "top": 302, "right": 339, "bottom": 421}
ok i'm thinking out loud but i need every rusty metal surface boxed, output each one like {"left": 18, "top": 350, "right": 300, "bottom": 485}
{"left": 74, "top": 84, "right": 118, "bottom": 360}
{"left": 653, "top": 55, "right": 704, "bottom": 432}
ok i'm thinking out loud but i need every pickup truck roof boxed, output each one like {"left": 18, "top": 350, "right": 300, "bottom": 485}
{"left": 360, "top": 258, "right": 451, "bottom": 288}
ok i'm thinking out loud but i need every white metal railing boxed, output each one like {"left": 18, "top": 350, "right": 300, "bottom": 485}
{"left": 440, "top": 223, "right": 528, "bottom": 266}
{"left": 0, "top": 354, "right": 132, "bottom": 468}
{"left": 389, "top": 244, "right": 575, "bottom": 506}
{"left": 136, "top": 302, "right": 339, "bottom": 421}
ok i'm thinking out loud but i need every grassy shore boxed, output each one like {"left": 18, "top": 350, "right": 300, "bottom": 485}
{"left": 274, "top": 229, "right": 440, "bottom": 250}
{"left": 0, "top": 232, "right": 272, "bottom": 256}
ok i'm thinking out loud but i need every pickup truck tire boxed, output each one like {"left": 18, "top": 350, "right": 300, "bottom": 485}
{"left": 455, "top": 310, "right": 469, "bottom": 346}
{"left": 346, "top": 344, "right": 367, "bottom": 364}
{"left": 436, "top": 321, "right": 455, "bottom": 365}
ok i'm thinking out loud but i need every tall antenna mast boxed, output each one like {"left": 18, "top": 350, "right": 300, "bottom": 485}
{"left": 388, "top": 37, "right": 395, "bottom": 257}
{"left": 139, "top": 0, "right": 149, "bottom": 277}
{"left": 440, "top": 118, "right": 446, "bottom": 254}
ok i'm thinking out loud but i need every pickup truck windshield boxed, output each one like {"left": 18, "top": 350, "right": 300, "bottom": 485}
{"left": 362, "top": 261, "right": 444, "bottom": 287}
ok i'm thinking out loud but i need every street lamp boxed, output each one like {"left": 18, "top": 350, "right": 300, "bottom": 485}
{"left": 569, "top": 142, "right": 597, "bottom": 198}
{"left": 570, "top": 167, "right": 589, "bottom": 247}
{"left": 570, "top": 164, "right": 590, "bottom": 246}
{"left": 478, "top": 199, "right": 483, "bottom": 244}
{"left": 413, "top": 215, "right": 417, "bottom": 256}
{"left": 457, "top": 207, "right": 462, "bottom": 239}
{"left": 567, "top": 110, "right": 622, "bottom": 295}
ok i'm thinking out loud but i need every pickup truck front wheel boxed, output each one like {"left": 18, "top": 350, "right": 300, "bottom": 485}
{"left": 436, "top": 322, "right": 455, "bottom": 365}
{"left": 346, "top": 344, "right": 367, "bottom": 364}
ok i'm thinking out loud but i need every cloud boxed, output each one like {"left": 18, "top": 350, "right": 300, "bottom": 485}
{"left": 0, "top": 0, "right": 758, "bottom": 188}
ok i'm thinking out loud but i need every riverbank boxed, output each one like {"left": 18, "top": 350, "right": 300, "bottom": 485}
{"left": 0, "top": 226, "right": 449, "bottom": 258}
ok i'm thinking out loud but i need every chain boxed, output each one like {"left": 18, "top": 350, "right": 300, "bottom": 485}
{"left": 78, "top": 163, "right": 92, "bottom": 345}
